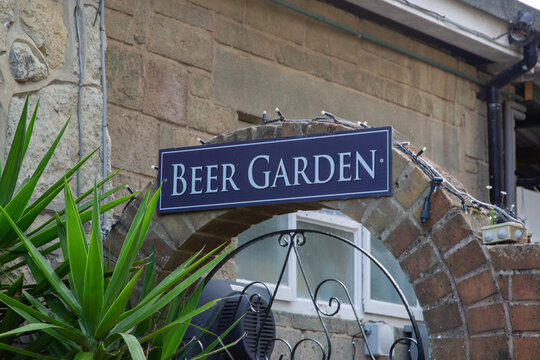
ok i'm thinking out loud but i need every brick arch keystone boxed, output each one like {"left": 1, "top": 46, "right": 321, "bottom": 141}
{"left": 108, "top": 121, "right": 512, "bottom": 360}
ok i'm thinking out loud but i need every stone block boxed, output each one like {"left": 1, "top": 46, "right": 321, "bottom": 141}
{"left": 361, "top": 20, "right": 411, "bottom": 62}
{"left": 0, "top": 0, "right": 14, "bottom": 53}
{"left": 359, "top": 49, "right": 410, "bottom": 84}
{"left": 106, "top": 43, "right": 142, "bottom": 109}
{"left": 147, "top": 14, "right": 213, "bottom": 70}
{"left": 190, "top": 0, "right": 244, "bottom": 21}
{"left": 189, "top": 71, "right": 212, "bottom": 99}
{"left": 382, "top": 80, "right": 407, "bottom": 107}
{"left": 9, "top": 42, "right": 48, "bottom": 82}
{"left": 105, "top": 8, "right": 134, "bottom": 44}
{"left": 364, "top": 198, "right": 403, "bottom": 237}
{"left": 456, "top": 78, "right": 479, "bottom": 110}
{"left": 216, "top": 19, "right": 277, "bottom": 60}
{"left": 394, "top": 166, "right": 430, "bottom": 209}
{"left": 405, "top": 88, "right": 433, "bottom": 117}
{"left": 305, "top": 19, "right": 358, "bottom": 63}
{"left": 20, "top": 0, "right": 67, "bottom": 70}
{"left": 457, "top": 270, "right": 497, "bottom": 305}
{"left": 152, "top": 0, "right": 213, "bottom": 31}
{"left": 143, "top": 57, "right": 188, "bottom": 124}
{"left": 431, "top": 100, "right": 461, "bottom": 127}
{"left": 470, "top": 335, "right": 510, "bottom": 360}
{"left": 108, "top": 106, "right": 158, "bottom": 177}
{"left": 410, "top": 60, "right": 456, "bottom": 102}
{"left": 467, "top": 303, "right": 505, "bottom": 334}
{"left": 81, "top": 5, "right": 104, "bottom": 82}
{"left": 245, "top": 0, "right": 305, "bottom": 44}
{"left": 105, "top": 0, "right": 136, "bottom": 15}
{"left": 188, "top": 98, "right": 237, "bottom": 135}
{"left": 423, "top": 301, "right": 462, "bottom": 333}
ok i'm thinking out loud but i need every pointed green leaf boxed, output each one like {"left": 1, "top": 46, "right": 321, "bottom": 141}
{"left": 0, "top": 342, "right": 58, "bottom": 360}
{"left": 82, "top": 186, "right": 104, "bottom": 335}
{"left": 0, "top": 97, "right": 28, "bottom": 206}
{"left": 65, "top": 181, "right": 88, "bottom": 302}
{"left": 96, "top": 267, "right": 144, "bottom": 338}
{"left": 0, "top": 206, "right": 82, "bottom": 317}
{"left": 22, "top": 98, "right": 38, "bottom": 158}
{"left": 74, "top": 352, "right": 94, "bottom": 360}
{"left": 0, "top": 322, "right": 59, "bottom": 338}
{"left": 120, "top": 333, "right": 146, "bottom": 360}
{"left": 103, "top": 189, "right": 154, "bottom": 307}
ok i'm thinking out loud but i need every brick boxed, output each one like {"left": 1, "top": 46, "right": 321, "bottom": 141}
{"left": 245, "top": 0, "right": 305, "bottom": 45}
{"left": 305, "top": 19, "right": 358, "bottom": 63}
{"left": 399, "top": 242, "right": 438, "bottom": 281}
{"left": 105, "top": 8, "right": 134, "bottom": 44}
{"left": 457, "top": 270, "right": 497, "bottom": 305}
{"left": 187, "top": 98, "right": 237, "bottom": 134}
{"left": 446, "top": 240, "right": 485, "bottom": 277}
{"left": 512, "top": 273, "right": 540, "bottom": 300}
{"left": 383, "top": 216, "right": 421, "bottom": 258}
{"left": 467, "top": 304, "right": 505, "bottom": 334}
{"left": 414, "top": 271, "right": 452, "bottom": 306}
{"left": 394, "top": 166, "right": 430, "bottom": 209}
{"left": 105, "top": 43, "right": 142, "bottom": 109}
{"left": 510, "top": 305, "right": 540, "bottom": 331}
{"left": 429, "top": 337, "right": 466, "bottom": 360}
{"left": 432, "top": 213, "right": 474, "bottom": 253}
{"left": 216, "top": 19, "right": 277, "bottom": 60}
{"left": 498, "top": 274, "right": 509, "bottom": 300}
{"left": 514, "top": 337, "right": 540, "bottom": 360}
{"left": 147, "top": 14, "right": 213, "bottom": 70}
{"left": 488, "top": 244, "right": 540, "bottom": 271}
{"left": 152, "top": 0, "right": 213, "bottom": 31}
{"left": 108, "top": 106, "right": 158, "bottom": 177}
{"left": 190, "top": 0, "right": 244, "bottom": 21}
{"left": 470, "top": 335, "right": 510, "bottom": 360}
{"left": 424, "top": 302, "right": 462, "bottom": 333}
{"left": 143, "top": 58, "right": 188, "bottom": 124}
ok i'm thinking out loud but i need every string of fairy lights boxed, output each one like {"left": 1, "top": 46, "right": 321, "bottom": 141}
{"left": 259, "top": 108, "right": 525, "bottom": 229}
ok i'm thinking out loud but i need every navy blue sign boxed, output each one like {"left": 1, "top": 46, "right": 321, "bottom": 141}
{"left": 158, "top": 127, "right": 392, "bottom": 213}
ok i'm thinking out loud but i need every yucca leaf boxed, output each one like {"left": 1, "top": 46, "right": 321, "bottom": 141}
{"left": 22, "top": 147, "right": 99, "bottom": 219}
{"left": 30, "top": 262, "right": 70, "bottom": 296}
{"left": 74, "top": 352, "right": 94, "bottom": 360}
{"left": 82, "top": 186, "right": 104, "bottom": 335}
{"left": 0, "top": 206, "right": 82, "bottom": 317}
{"left": 65, "top": 181, "right": 88, "bottom": 303}
{"left": 120, "top": 333, "right": 146, "bottom": 360}
{"left": 0, "top": 97, "right": 28, "bottom": 206}
{"left": 95, "top": 267, "right": 144, "bottom": 339}
{"left": 28, "top": 170, "right": 122, "bottom": 236}
{"left": 0, "top": 342, "right": 58, "bottom": 360}
{"left": 111, "top": 249, "right": 230, "bottom": 335}
{"left": 161, "top": 285, "right": 204, "bottom": 359}
{"left": 22, "top": 98, "right": 38, "bottom": 158}
{"left": 103, "top": 189, "right": 152, "bottom": 308}
{"left": 0, "top": 192, "right": 136, "bottom": 266}
{"left": 134, "top": 248, "right": 156, "bottom": 336}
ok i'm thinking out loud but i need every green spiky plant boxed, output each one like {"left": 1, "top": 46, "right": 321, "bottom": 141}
{"left": 0, "top": 184, "right": 234, "bottom": 359}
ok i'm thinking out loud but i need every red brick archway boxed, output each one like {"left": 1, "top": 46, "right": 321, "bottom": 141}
{"left": 108, "top": 121, "right": 540, "bottom": 359}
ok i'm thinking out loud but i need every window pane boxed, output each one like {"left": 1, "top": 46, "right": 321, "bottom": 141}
{"left": 236, "top": 215, "right": 290, "bottom": 285}
{"left": 296, "top": 220, "right": 355, "bottom": 304}
{"left": 370, "top": 236, "right": 418, "bottom": 306}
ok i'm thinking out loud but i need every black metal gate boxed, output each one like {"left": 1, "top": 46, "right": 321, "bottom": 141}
{"left": 187, "top": 229, "right": 426, "bottom": 360}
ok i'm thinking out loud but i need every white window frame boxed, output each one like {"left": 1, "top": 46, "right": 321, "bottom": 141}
{"left": 236, "top": 210, "right": 423, "bottom": 321}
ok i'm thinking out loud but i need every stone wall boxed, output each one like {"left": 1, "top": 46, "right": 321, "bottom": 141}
{"left": 0, "top": 0, "right": 107, "bottom": 207}
{"left": 104, "top": 0, "right": 489, "bottom": 200}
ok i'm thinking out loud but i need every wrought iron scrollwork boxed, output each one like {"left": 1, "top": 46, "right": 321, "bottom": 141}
{"left": 198, "top": 229, "right": 426, "bottom": 360}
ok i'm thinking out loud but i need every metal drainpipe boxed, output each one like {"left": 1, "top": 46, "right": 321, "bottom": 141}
{"left": 481, "top": 44, "right": 538, "bottom": 207}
